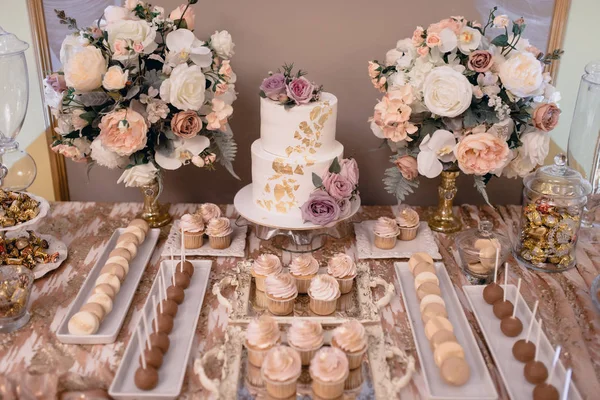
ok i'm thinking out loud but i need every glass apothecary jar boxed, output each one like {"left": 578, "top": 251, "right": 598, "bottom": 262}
{"left": 515, "top": 154, "right": 591, "bottom": 272}
{"left": 455, "top": 220, "right": 510, "bottom": 283}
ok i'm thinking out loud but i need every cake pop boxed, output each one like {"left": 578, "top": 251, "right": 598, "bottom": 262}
{"left": 158, "top": 272, "right": 178, "bottom": 317}
{"left": 174, "top": 270, "right": 191, "bottom": 289}
{"left": 513, "top": 300, "right": 539, "bottom": 362}
{"left": 152, "top": 295, "right": 174, "bottom": 334}
{"left": 177, "top": 226, "right": 195, "bottom": 277}
{"left": 492, "top": 264, "right": 513, "bottom": 319}
{"left": 143, "top": 312, "right": 170, "bottom": 353}
{"left": 532, "top": 346, "right": 561, "bottom": 400}
{"left": 139, "top": 314, "right": 163, "bottom": 369}
{"left": 524, "top": 320, "right": 548, "bottom": 384}
{"left": 167, "top": 262, "right": 185, "bottom": 304}
{"left": 134, "top": 326, "right": 159, "bottom": 390}
{"left": 500, "top": 278, "right": 523, "bottom": 337}
{"left": 483, "top": 253, "right": 503, "bottom": 304}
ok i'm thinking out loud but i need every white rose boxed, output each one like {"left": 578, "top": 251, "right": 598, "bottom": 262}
{"left": 493, "top": 15, "right": 510, "bottom": 28}
{"left": 210, "top": 30, "right": 235, "bottom": 59}
{"left": 520, "top": 129, "right": 549, "bottom": 166}
{"left": 407, "top": 56, "right": 434, "bottom": 92}
{"left": 394, "top": 38, "right": 416, "bottom": 68}
{"left": 107, "top": 19, "right": 158, "bottom": 60}
{"left": 102, "top": 65, "right": 129, "bottom": 91}
{"left": 504, "top": 150, "right": 534, "bottom": 179}
{"left": 59, "top": 34, "right": 83, "bottom": 66}
{"left": 160, "top": 63, "right": 206, "bottom": 111}
{"left": 389, "top": 71, "right": 408, "bottom": 88}
{"left": 499, "top": 52, "right": 544, "bottom": 98}
{"left": 90, "top": 137, "right": 129, "bottom": 169}
{"left": 488, "top": 118, "right": 514, "bottom": 141}
{"left": 423, "top": 66, "right": 472, "bottom": 117}
{"left": 117, "top": 163, "right": 159, "bottom": 187}
{"left": 64, "top": 46, "right": 106, "bottom": 92}
{"left": 125, "top": 0, "right": 140, "bottom": 10}
{"left": 386, "top": 48, "right": 405, "bottom": 67}
{"left": 103, "top": 6, "right": 133, "bottom": 24}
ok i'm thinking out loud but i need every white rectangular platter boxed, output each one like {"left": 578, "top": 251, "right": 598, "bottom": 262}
{"left": 109, "top": 260, "right": 212, "bottom": 400}
{"left": 56, "top": 228, "right": 160, "bottom": 344}
{"left": 463, "top": 285, "right": 582, "bottom": 400}
{"left": 355, "top": 221, "right": 442, "bottom": 260}
{"left": 395, "top": 262, "right": 498, "bottom": 400}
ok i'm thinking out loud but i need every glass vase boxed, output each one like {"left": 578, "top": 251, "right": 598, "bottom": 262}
{"left": 428, "top": 169, "right": 461, "bottom": 233}
{"left": 139, "top": 178, "right": 172, "bottom": 228}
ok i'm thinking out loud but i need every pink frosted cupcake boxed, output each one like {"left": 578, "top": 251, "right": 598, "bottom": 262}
{"left": 265, "top": 273, "right": 298, "bottom": 316}
{"left": 309, "top": 347, "right": 349, "bottom": 399}
{"left": 396, "top": 207, "right": 420, "bottom": 241}
{"left": 197, "top": 203, "right": 221, "bottom": 224}
{"left": 308, "top": 275, "right": 341, "bottom": 316}
{"left": 327, "top": 253, "right": 357, "bottom": 294}
{"left": 180, "top": 213, "right": 205, "bottom": 249}
{"left": 287, "top": 320, "right": 324, "bottom": 366}
{"left": 261, "top": 345, "right": 302, "bottom": 399}
{"left": 245, "top": 315, "right": 281, "bottom": 367}
{"left": 206, "top": 217, "right": 233, "bottom": 249}
{"left": 251, "top": 254, "right": 283, "bottom": 292}
{"left": 331, "top": 319, "right": 368, "bottom": 370}
{"left": 288, "top": 254, "right": 319, "bottom": 294}
{"left": 373, "top": 217, "right": 399, "bottom": 249}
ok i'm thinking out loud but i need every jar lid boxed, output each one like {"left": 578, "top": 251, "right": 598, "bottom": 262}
{"left": 523, "top": 154, "right": 592, "bottom": 198}
{"left": 0, "top": 26, "right": 29, "bottom": 56}
{"left": 454, "top": 220, "right": 509, "bottom": 256}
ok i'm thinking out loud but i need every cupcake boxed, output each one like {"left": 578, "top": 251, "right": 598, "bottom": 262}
{"left": 373, "top": 217, "right": 400, "bottom": 249}
{"left": 245, "top": 315, "right": 281, "bottom": 367}
{"left": 287, "top": 320, "right": 324, "bottom": 366}
{"left": 251, "top": 254, "right": 283, "bottom": 291}
{"left": 288, "top": 254, "right": 319, "bottom": 294}
{"left": 180, "top": 213, "right": 204, "bottom": 249}
{"left": 197, "top": 203, "right": 221, "bottom": 224}
{"left": 396, "top": 208, "right": 420, "bottom": 241}
{"left": 309, "top": 347, "right": 349, "bottom": 399}
{"left": 327, "top": 253, "right": 357, "bottom": 294}
{"left": 206, "top": 217, "right": 233, "bottom": 249}
{"left": 264, "top": 273, "right": 298, "bottom": 316}
{"left": 308, "top": 275, "right": 340, "bottom": 316}
{"left": 331, "top": 320, "right": 368, "bottom": 369}
{"left": 261, "top": 345, "right": 302, "bottom": 399}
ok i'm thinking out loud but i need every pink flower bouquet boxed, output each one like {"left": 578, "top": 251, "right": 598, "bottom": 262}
{"left": 260, "top": 64, "right": 323, "bottom": 109}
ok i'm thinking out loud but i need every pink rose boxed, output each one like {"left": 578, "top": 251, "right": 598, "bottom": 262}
{"left": 428, "top": 18, "right": 464, "bottom": 35}
{"left": 454, "top": 132, "right": 510, "bottom": 175}
{"left": 46, "top": 73, "right": 67, "bottom": 93}
{"left": 98, "top": 108, "right": 148, "bottom": 156}
{"left": 286, "top": 77, "right": 314, "bottom": 105}
{"left": 426, "top": 33, "right": 441, "bottom": 48}
{"left": 368, "top": 61, "right": 381, "bottom": 79}
{"left": 113, "top": 39, "right": 128, "bottom": 57}
{"left": 169, "top": 4, "right": 195, "bottom": 29}
{"left": 322, "top": 172, "right": 354, "bottom": 200}
{"left": 533, "top": 103, "right": 560, "bottom": 132}
{"left": 412, "top": 26, "right": 425, "bottom": 46}
{"left": 133, "top": 42, "right": 144, "bottom": 53}
{"left": 468, "top": 50, "right": 493, "bottom": 72}
{"left": 339, "top": 158, "right": 359, "bottom": 186}
{"left": 219, "top": 60, "right": 233, "bottom": 80}
{"left": 394, "top": 155, "right": 418, "bottom": 180}
{"left": 171, "top": 110, "right": 202, "bottom": 138}
{"left": 52, "top": 138, "right": 90, "bottom": 163}
{"left": 417, "top": 46, "right": 430, "bottom": 57}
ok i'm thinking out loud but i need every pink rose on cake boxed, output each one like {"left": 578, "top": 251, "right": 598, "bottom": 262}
{"left": 339, "top": 158, "right": 359, "bottom": 186}
{"left": 260, "top": 73, "right": 286, "bottom": 101}
{"left": 454, "top": 132, "right": 510, "bottom": 175}
{"left": 98, "top": 108, "right": 148, "bottom": 156}
{"left": 322, "top": 173, "right": 353, "bottom": 200}
{"left": 301, "top": 191, "right": 341, "bottom": 226}
{"left": 259, "top": 64, "right": 322, "bottom": 108}
{"left": 287, "top": 77, "right": 314, "bottom": 105}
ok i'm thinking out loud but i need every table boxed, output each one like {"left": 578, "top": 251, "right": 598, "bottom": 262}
{"left": 0, "top": 202, "right": 598, "bottom": 399}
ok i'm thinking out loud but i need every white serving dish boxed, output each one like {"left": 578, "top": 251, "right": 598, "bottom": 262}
{"left": 109, "top": 260, "right": 212, "bottom": 400}
{"left": 464, "top": 285, "right": 582, "bottom": 400}
{"left": 394, "top": 262, "right": 498, "bottom": 400}
{"left": 355, "top": 221, "right": 442, "bottom": 260}
{"left": 56, "top": 228, "right": 160, "bottom": 344}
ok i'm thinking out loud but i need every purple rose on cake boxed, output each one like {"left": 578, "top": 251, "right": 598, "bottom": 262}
{"left": 339, "top": 158, "right": 359, "bottom": 186}
{"left": 287, "top": 77, "right": 314, "bottom": 105}
{"left": 338, "top": 197, "right": 352, "bottom": 218}
{"left": 260, "top": 73, "right": 286, "bottom": 100}
{"left": 322, "top": 172, "right": 353, "bottom": 200}
{"left": 301, "top": 190, "right": 341, "bottom": 225}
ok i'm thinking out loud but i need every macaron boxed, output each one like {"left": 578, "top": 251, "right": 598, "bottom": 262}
{"left": 430, "top": 329, "right": 457, "bottom": 351}
{"left": 408, "top": 252, "right": 434, "bottom": 272}
{"left": 80, "top": 302, "right": 106, "bottom": 322}
{"left": 95, "top": 273, "right": 121, "bottom": 293}
{"left": 421, "top": 302, "right": 448, "bottom": 324}
{"left": 416, "top": 282, "right": 441, "bottom": 300}
{"left": 117, "top": 232, "right": 140, "bottom": 246}
{"left": 479, "top": 246, "right": 498, "bottom": 269}
{"left": 93, "top": 283, "right": 116, "bottom": 299}
{"left": 129, "top": 218, "right": 150, "bottom": 234}
{"left": 419, "top": 294, "right": 445, "bottom": 313}
{"left": 68, "top": 311, "right": 100, "bottom": 335}
{"left": 434, "top": 341, "right": 465, "bottom": 368}
{"left": 115, "top": 241, "right": 138, "bottom": 259}
{"left": 87, "top": 292, "right": 114, "bottom": 314}
{"left": 105, "top": 257, "right": 129, "bottom": 274}
{"left": 424, "top": 316, "right": 453, "bottom": 341}
{"left": 440, "top": 357, "right": 470, "bottom": 386}
{"left": 412, "top": 262, "right": 436, "bottom": 277}
{"left": 100, "top": 264, "right": 126, "bottom": 282}
{"left": 124, "top": 225, "right": 146, "bottom": 244}
{"left": 109, "top": 248, "right": 132, "bottom": 262}
{"left": 474, "top": 238, "right": 498, "bottom": 250}
{"left": 414, "top": 272, "right": 439, "bottom": 290}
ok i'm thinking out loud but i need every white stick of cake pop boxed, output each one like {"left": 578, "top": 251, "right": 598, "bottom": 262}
{"left": 534, "top": 319, "right": 543, "bottom": 361}
{"left": 180, "top": 225, "right": 185, "bottom": 271}
{"left": 511, "top": 278, "right": 522, "bottom": 318}
{"left": 158, "top": 277, "right": 164, "bottom": 314}
{"left": 137, "top": 325, "right": 147, "bottom": 369}
{"left": 525, "top": 300, "right": 539, "bottom": 343}
{"left": 142, "top": 312, "right": 151, "bottom": 349}
{"left": 152, "top": 295, "right": 159, "bottom": 332}
{"left": 170, "top": 247, "right": 174, "bottom": 268}
{"left": 171, "top": 263, "right": 176, "bottom": 286}
{"left": 503, "top": 263, "right": 509, "bottom": 302}
{"left": 560, "top": 368, "right": 572, "bottom": 400}
{"left": 547, "top": 345, "right": 562, "bottom": 383}
{"left": 493, "top": 248, "right": 500, "bottom": 283}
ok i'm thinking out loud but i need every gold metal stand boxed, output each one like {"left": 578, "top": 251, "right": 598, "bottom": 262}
{"left": 428, "top": 170, "right": 461, "bottom": 233}
{"left": 138, "top": 179, "right": 172, "bottom": 228}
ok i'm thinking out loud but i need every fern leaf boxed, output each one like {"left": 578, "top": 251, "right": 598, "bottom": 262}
{"left": 473, "top": 175, "right": 492, "bottom": 206}
{"left": 383, "top": 165, "right": 419, "bottom": 203}
{"left": 211, "top": 124, "right": 239, "bottom": 180}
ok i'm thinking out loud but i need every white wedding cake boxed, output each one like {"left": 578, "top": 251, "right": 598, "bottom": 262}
{"left": 251, "top": 92, "right": 342, "bottom": 216}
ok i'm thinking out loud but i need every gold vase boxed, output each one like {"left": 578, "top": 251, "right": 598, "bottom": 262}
{"left": 138, "top": 179, "right": 172, "bottom": 228}
{"left": 428, "top": 170, "right": 461, "bottom": 233}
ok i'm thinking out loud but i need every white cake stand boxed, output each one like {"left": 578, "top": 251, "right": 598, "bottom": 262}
{"left": 234, "top": 184, "right": 360, "bottom": 252}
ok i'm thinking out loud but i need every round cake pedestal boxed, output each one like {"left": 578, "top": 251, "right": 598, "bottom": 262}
{"left": 234, "top": 184, "right": 360, "bottom": 253}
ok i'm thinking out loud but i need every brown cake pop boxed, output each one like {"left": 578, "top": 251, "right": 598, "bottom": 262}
{"left": 177, "top": 260, "right": 194, "bottom": 277}
{"left": 140, "top": 347, "right": 163, "bottom": 369}
{"left": 500, "top": 278, "right": 523, "bottom": 337}
{"left": 158, "top": 299, "right": 178, "bottom": 317}
{"left": 492, "top": 300, "right": 513, "bottom": 319}
{"left": 167, "top": 284, "right": 185, "bottom": 304}
{"left": 174, "top": 270, "right": 191, "bottom": 289}
{"left": 134, "top": 366, "right": 158, "bottom": 390}
{"left": 513, "top": 339, "right": 536, "bottom": 362}
{"left": 149, "top": 332, "right": 170, "bottom": 353}
{"left": 483, "top": 283, "right": 503, "bottom": 304}
{"left": 533, "top": 383, "right": 559, "bottom": 400}
{"left": 152, "top": 295, "right": 174, "bottom": 334}
{"left": 157, "top": 273, "right": 178, "bottom": 317}
{"left": 524, "top": 360, "right": 548, "bottom": 384}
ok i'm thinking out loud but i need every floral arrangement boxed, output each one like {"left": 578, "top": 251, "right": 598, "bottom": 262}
{"left": 368, "top": 8, "right": 562, "bottom": 202}
{"left": 44, "top": 0, "right": 239, "bottom": 188}
{"left": 301, "top": 158, "right": 359, "bottom": 225}
{"left": 259, "top": 64, "right": 323, "bottom": 109}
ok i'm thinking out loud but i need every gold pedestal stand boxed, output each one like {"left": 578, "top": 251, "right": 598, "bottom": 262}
{"left": 138, "top": 179, "right": 172, "bottom": 228}
{"left": 428, "top": 170, "right": 461, "bottom": 233}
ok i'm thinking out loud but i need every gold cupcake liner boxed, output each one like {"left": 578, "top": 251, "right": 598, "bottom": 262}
{"left": 254, "top": 288, "right": 269, "bottom": 309}
{"left": 309, "top": 294, "right": 340, "bottom": 316}
{"left": 335, "top": 275, "right": 355, "bottom": 295}
{"left": 374, "top": 234, "right": 397, "bottom": 249}
{"left": 399, "top": 224, "right": 419, "bottom": 241}
{"left": 266, "top": 293, "right": 297, "bottom": 316}
{"left": 252, "top": 271, "right": 267, "bottom": 292}
{"left": 345, "top": 365, "right": 364, "bottom": 390}
{"left": 310, "top": 370, "right": 349, "bottom": 399}
{"left": 209, "top": 234, "right": 232, "bottom": 249}
{"left": 289, "top": 340, "right": 323, "bottom": 366}
{"left": 246, "top": 361, "right": 264, "bottom": 388}
{"left": 184, "top": 231, "right": 204, "bottom": 249}
{"left": 332, "top": 339, "right": 367, "bottom": 370}
{"left": 262, "top": 371, "right": 301, "bottom": 399}
{"left": 245, "top": 342, "right": 274, "bottom": 368}
{"left": 291, "top": 273, "right": 316, "bottom": 294}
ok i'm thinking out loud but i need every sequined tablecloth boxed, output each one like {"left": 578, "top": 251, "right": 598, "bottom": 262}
{"left": 0, "top": 202, "right": 598, "bottom": 399}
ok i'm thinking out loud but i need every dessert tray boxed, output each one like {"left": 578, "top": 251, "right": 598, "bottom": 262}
{"left": 0, "top": 192, "right": 50, "bottom": 232}
{"left": 218, "top": 260, "right": 393, "bottom": 325}
{"left": 109, "top": 260, "right": 212, "bottom": 400}
{"left": 56, "top": 228, "right": 160, "bottom": 344}
{"left": 464, "top": 285, "right": 582, "bottom": 400}
{"left": 161, "top": 218, "right": 247, "bottom": 258}
{"left": 395, "top": 262, "right": 498, "bottom": 400}
{"left": 2, "top": 232, "right": 68, "bottom": 279}
{"left": 355, "top": 221, "right": 441, "bottom": 260}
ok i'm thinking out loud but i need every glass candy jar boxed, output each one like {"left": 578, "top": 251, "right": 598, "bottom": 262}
{"left": 455, "top": 220, "right": 510, "bottom": 283}
{"left": 515, "top": 154, "right": 591, "bottom": 272}
{"left": 0, "top": 265, "right": 34, "bottom": 332}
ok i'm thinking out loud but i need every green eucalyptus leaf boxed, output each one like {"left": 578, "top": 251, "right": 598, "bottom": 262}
{"left": 312, "top": 173, "right": 323, "bottom": 188}
{"left": 491, "top": 34, "right": 509, "bottom": 46}
{"left": 329, "top": 157, "right": 341, "bottom": 174}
